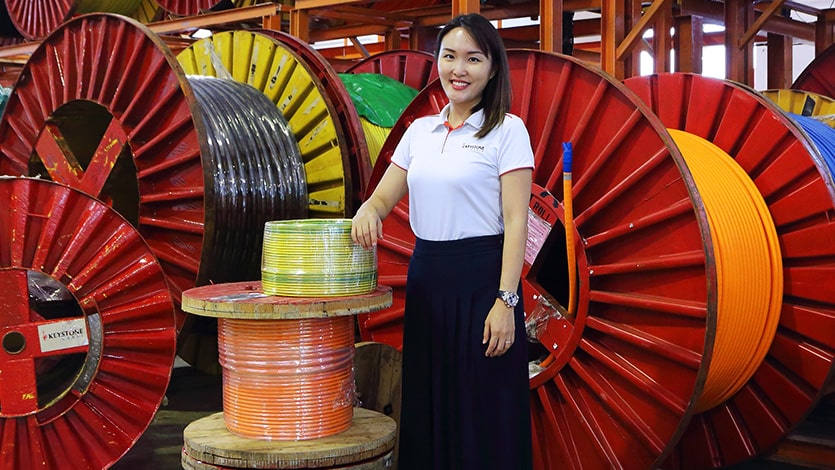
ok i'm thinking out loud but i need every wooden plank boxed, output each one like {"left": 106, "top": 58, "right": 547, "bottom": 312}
{"left": 540, "top": 0, "right": 563, "bottom": 53}
{"left": 354, "top": 342, "right": 403, "bottom": 469}
{"left": 452, "top": 0, "right": 481, "bottom": 17}
{"left": 725, "top": 0, "right": 754, "bottom": 85}
{"left": 600, "top": 0, "right": 626, "bottom": 78}
{"left": 817, "top": 9, "right": 835, "bottom": 55}
{"left": 767, "top": 33, "right": 792, "bottom": 89}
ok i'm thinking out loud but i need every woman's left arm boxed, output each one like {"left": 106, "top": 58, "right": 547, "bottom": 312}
{"left": 483, "top": 167, "right": 532, "bottom": 357}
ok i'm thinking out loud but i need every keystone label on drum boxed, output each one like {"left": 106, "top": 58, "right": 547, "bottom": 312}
{"left": 38, "top": 318, "right": 89, "bottom": 353}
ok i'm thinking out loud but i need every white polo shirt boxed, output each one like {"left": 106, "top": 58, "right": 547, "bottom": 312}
{"left": 391, "top": 104, "right": 534, "bottom": 241}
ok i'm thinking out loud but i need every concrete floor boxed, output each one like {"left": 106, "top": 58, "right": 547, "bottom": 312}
{"left": 112, "top": 363, "right": 223, "bottom": 470}
{"left": 110, "top": 363, "right": 821, "bottom": 470}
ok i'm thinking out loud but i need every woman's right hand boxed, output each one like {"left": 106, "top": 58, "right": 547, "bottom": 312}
{"left": 351, "top": 203, "right": 383, "bottom": 249}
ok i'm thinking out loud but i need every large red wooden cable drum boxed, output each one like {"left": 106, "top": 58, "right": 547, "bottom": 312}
{"left": 0, "top": 177, "right": 176, "bottom": 469}
{"left": 4, "top": 0, "right": 158, "bottom": 40}
{"left": 625, "top": 72, "right": 835, "bottom": 469}
{"left": 0, "top": 14, "right": 208, "bottom": 334}
{"left": 358, "top": 49, "right": 718, "bottom": 469}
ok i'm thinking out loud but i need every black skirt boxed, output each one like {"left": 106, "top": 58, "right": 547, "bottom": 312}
{"left": 398, "top": 234, "right": 533, "bottom": 470}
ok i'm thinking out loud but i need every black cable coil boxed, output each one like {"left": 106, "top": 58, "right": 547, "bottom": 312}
{"left": 188, "top": 75, "right": 308, "bottom": 284}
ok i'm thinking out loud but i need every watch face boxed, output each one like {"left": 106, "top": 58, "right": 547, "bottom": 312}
{"left": 501, "top": 291, "right": 519, "bottom": 307}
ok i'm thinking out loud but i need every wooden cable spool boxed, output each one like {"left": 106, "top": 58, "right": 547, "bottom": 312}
{"left": 792, "top": 41, "right": 835, "bottom": 100}
{"left": 345, "top": 50, "right": 439, "bottom": 93}
{"left": 175, "top": 28, "right": 370, "bottom": 372}
{"left": 181, "top": 282, "right": 395, "bottom": 469}
{"left": 625, "top": 72, "right": 835, "bottom": 469}
{"left": 762, "top": 89, "right": 835, "bottom": 128}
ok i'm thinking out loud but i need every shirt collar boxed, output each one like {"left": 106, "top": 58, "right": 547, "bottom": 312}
{"left": 432, "top": 103, "right": 486, "bottom": 131}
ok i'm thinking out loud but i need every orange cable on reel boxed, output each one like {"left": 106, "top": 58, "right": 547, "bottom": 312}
{"left": 668, "top": 129, "right": 784, "bottom": 412}
{"left": 218, "top": 315, "right": 357, "bottom": 440}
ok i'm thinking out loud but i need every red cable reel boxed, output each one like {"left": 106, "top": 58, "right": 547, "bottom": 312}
{"left": 0, "top": 177, "right": 176, "bottom": 469}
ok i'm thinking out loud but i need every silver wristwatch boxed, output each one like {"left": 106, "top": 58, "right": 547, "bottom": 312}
{"left": 497, "top": 290, "right": 519, "bottom": 308}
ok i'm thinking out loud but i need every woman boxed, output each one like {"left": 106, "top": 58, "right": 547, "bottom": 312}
{"left": 352, "top": 13, "right": 534, "bottom": 470}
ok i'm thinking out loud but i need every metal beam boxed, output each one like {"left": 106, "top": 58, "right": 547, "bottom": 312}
{"left": 680, "top": 0, "right": 814, "bottom": 42}
{"left": 616, "top": 0, "right": 670, "bottom": 61}
{"left": 148, "top": 3, "right": 287, "bottom": 34}
{"left": 737, "top": 0, "right": 786, "bottom": 48}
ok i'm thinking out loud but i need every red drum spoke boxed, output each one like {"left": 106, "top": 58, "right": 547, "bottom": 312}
{"left": 35, "top": 124, "right": 84, "bottom": 187}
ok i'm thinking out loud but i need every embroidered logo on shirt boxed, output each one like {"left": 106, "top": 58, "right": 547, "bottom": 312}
{"left": 461, "top": 143, "right": 485, "bottom": 152}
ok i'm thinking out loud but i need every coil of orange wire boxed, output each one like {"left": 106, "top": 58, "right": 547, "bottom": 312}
{"left": 668, "top": 129, "right": 783, "bottom": 412}
{"left": 219, "top": 315, "right": 356, "bottom": 440}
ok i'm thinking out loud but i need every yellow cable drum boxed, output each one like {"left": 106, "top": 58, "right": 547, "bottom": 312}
{"left": 761, "top": 89, "right": 835, "bottom": 128}
{"left": 668, "top": 129, "right": 783, "bottom": 412}
{"left": 177, "top": 30, "right": 354, "bottom": 217}
{"left": 132, "top": 0, "right": 162, "bottom": 23}
{"left": 360, "top": 119, "right": 391, "bottom": 167}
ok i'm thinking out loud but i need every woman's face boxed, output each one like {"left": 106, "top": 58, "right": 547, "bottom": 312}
{"left": 437, "top": 27, "right": 494, "bottom": 114}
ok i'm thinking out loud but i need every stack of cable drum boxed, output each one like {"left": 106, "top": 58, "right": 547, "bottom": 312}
{"left": 215, "top": 218, "right": 378, "bottom": 441}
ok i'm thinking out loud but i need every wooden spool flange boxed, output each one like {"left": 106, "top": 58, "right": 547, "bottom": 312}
{"left": 181, "top": 282, "right": 392, "bottom": 320}
{"left": 182, "top": 408, "right": 396, "bottom": 469}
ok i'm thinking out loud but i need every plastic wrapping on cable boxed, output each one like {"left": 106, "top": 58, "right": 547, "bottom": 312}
{"left": 218, "top": 316, "right": 356, "bottom": 440}
{"left": 0, "top": 87, "right": 11, "bottom": 116}
{"left": 262, "top": 219, "right": 377, "bottom": 297}
{"left": 340, "top": 73, "right": 418, "bottom": 165}
{"left": 338, "top": 73, "right": 419, "bottom": 128}
{"left": 524, "top": 295, "right": 564, "bottom": 343}
{"left": 525, "top": 296, "right": 564, "bottom": 378}
{"left": 188, "top": 76, "right": 308, "bottom": 284}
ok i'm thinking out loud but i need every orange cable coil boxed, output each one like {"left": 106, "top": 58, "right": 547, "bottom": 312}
{"left": 669, "top": 129, "right": 783, "bottom": 412}
{"left": 218, "top": 316, "right": 357, "bottom": 440}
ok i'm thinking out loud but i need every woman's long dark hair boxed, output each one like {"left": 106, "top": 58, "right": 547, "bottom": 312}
{"left": 435, "top": 14, "right": 512, "bottom": 139}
